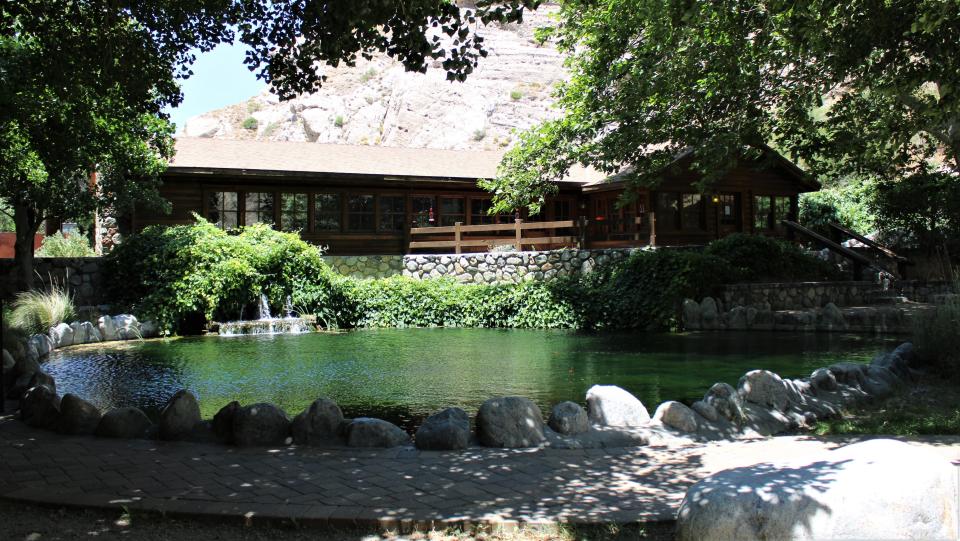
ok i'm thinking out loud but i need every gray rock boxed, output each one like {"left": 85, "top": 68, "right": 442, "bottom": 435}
{"left": 476, "top": 396, "right": 546, "bottom": 448}
{"left": 740, "top": 401, "right": 793, "bottom": 436}
{"left": 13, "top": 346, "right": 40, "bottom": 379}
{"left": 97, "top": 315, "right": 118, "bottom": 341}
{"left": 548, "top": 401, "right": 589, "bottom": 435}
{"left": 49, "top": 322, "right": 74, "bottom": 348}
{"left": 691, "top": 400, "right": 719, "bottom": 422}
{"left": 70, "top": 321, "right": 88, "bottom": 344}
{"left": 80, "top": 321, "right": 102, "bottom": 342}
{"left": 56, "top": 393, "right": 102, "bottom": 435}
{"left": 2, "top": 349, "right": 13, "bottom": 372}
{"left": 653, "top": 401, "right": 699, "bottom": 433}
{"left": 212, "top": 401, "right": 240, "bottom": 444}
{"left": 585, "top": 385, "right": 650, "bottom": 427}
{"left": 703, "top": 383, "right": 745, "bottom": 424}
{"left": 682, "top": 299, "right": 701, "bottom": 329}
{"left": 892, "top": 342, "right": 917, "bottom": 367}
{"left": 232, "top": 403, "right": 291, "bottom": 446}
{"left": 96, "top": 407, "right": 154, "bottom": 439}
{"left": 817, "top": 302, "right": 847, "bottom": 330}
{"left": 726, "top": 306, "right": 749, "bottom": 330}
{"left": 20, "top": 384, "right": 60, "bottom": 429}
{"left": 113, "top": 315, "right": 140, "bottom": 340}
{"left": 828, "top": 362, "right": 868, "bottom": 388}
{"left": 415, "top": 407, "right": 470, "bottom": 450}
{"left": 346, "top": 417, "right": 409, "bottom": 448}
{"left": 810, "top": 368, "right": 838, "bottom": 392}
{"left": 676, "top": 439, "right": 958, "bottom": 541}
{"left": 159, "top": 390, "right": 202, "bottom": 440}
{"left": 738, "top": 370, "right": 789, "bottom": 412}
{"left": 292, "top": 398, "right": 344, "bottom": 445}
{"left": 29, "top": 334, "right": 53, "bottom": 357}
{"left": 700, "top": 297, "right": 720, "bottom": 329}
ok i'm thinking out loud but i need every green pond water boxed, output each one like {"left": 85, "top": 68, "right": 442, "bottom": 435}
{"left": 42, "top": 329, "right": 898, "bottom": 432}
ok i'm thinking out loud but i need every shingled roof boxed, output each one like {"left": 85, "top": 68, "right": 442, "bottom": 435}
{"left": 169, "top": 137, "right": 606, "bottom": 184}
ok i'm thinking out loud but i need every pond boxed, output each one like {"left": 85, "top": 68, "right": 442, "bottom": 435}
{"left": 42, "top": 329, "right": 898, "bottom": 432}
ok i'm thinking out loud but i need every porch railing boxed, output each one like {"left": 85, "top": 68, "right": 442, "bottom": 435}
{"left": 408, "top": 219, "right": 585, "bottom": 254}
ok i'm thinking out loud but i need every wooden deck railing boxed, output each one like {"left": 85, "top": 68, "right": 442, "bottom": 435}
{"left": 409, "top": 219, "right": 584, "bottom": 254}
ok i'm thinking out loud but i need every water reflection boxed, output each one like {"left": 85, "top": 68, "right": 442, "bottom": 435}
{"left": 43, "top": 329, "right": 897, "bottom": 432}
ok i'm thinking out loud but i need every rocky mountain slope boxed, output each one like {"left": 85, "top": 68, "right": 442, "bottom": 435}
{"left": 182, "top": 7, "right": 565, "bottom": 151}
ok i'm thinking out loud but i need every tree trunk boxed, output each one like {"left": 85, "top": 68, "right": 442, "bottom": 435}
{"left": 13, "top": 203, "right": 38, "bottom": 292}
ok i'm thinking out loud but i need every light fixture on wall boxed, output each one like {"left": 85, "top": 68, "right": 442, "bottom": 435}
{"left": 711, "top": 194, "right": 720, "bottom": 204}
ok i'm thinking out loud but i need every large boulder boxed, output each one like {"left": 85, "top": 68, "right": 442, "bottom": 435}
{"left": 415, "top": 407, "right": 471, "bottom": 450}
{"left": 585, "top": 385, "right": 650, "bottom": 427}
{"left": 159, "top": 390, "right": 202, "bottom": 440}
{"left": 212, "top": 401, "right": 240, "bottom": 444}
{"left": 702, "top": 382, "right": 745, "bottom": 424}
{"left": 817, "top": 302, "right": 847, "bottom": 330}
{"left": 70, "top": 321, "right": 88, "bottom": 344}
{"left": 291, "top": 398, "right": 345, "bottom": 446}
{"left": 682, "top": 299, "right": 702, "bottom": 330}
{"left": 653, "top": 401, "right": 699, "bottom": 433}
{"left": 20, "top": 384, "right": 60, "bottom": 429}
{"left": 810, "top": 368, "right": 838, "bottom": 392}
{"left": 80, "top": 321, "right": 101, "bottom": 343}
{"left": 892, "top": 342, "right": 917, "bottom": 367}
{"left": 347, "top": 418, "right": 410, "bottom": 448}
{"left": 739, "top": 402, "right": 793, "bottom": 436}
{"left": 29, "top": 334, "right": 53, "bottom": 358}
{"left": 232, "top": 403, "right": 291, "bottom": 446}
{"left": 56, "top": 394, "right": 102, "bottom": 435}
{"left": 96, "top": 407, "right": 154, "bottom": 439}
{"left": 738, "top": 370, "right": 790, "bottom": 412}
{"left": 28, "top": 371, "right": 56, "bottom": 394}
{"left": 113, "top": 315, "right": 140, "bottom": 340}
{"left": 676, "top": 439, "right": 959, "bottom": 541}
{"left": 548, "top": 401, "right": 590, "bottom": 435}
{"left": 97, "top": 316, "right": 118, "bottom": 342}
{"left": 49, "top": 323, "right": 74, "bottom": 348}
{"left": 700, "top": 297, "right": 720, "bottom": 329}
{"left": 828, "top": 362, "right": 868, "bottom": 388}
{"left": 691, "top": 400, "right": 719, "bottom": 422}
{"left": 476, "top": 396, "right": 546, "bottom": 448}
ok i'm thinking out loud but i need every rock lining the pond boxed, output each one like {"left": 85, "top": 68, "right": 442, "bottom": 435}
{"left": 8, "top": 339, "right": 924, "bottom": 453}
{"left": 415, "top": 407, "right": 471, "bottom": 451}
{"left": 56, "top": 393, "right": 102, "bottom": 435}
{"left": 676, "top": 439, "right": 959, "bottom": 541}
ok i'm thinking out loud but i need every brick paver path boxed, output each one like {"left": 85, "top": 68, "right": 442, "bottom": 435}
{"left": 2, "top": 415, "right": 959, "bottom": 529}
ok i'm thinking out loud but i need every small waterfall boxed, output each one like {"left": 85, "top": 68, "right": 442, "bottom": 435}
{"left": 218, "top": 293, "right": 312, "bottom": 336}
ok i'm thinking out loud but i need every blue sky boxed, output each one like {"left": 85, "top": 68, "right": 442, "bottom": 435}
{"left": 165, "top": 41, "right": 266, "bottom": 133}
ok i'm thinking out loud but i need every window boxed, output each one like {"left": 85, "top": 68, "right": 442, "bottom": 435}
{"left": 280, "top": 193, "right": 308, "bottom": 232}
{"left": 774, "top": 196, "right": 792, "bottom": 227}
{"left": 378, "top": 195, "right": 406, "bottom": 232}
{"left": 754, "top": 195, "right": 772, "bottom": 230}
{"left": 654, "top": 192, "right": 679, "bottom": 230}
{"left": 244, "top": 192, "right": 274, "bottom": 226}
{"left": 439, "top": 197, "right": 465, "bottom": 227}
{"left": 411, "top": 196, "right": 436, "bottom": 227}
{"left": 718, "top": 193, "right": 739, "bottom": 226}
{"left": 347, "top": 194, "right": 375, "bottom": 231}
{"left": 470, "top": 198, "right": 496, "bottom": 225}
{"left": 681, "top": 193, "right": 703, "bottom": 231}
{"left": 207, "top": 191, "right": 238, "bottom": 229}
{"left": 553, "top": 199, "right": 573, "bottom": 222}
{"left": 314, "top": 193, "right": 341, "bottom": 231}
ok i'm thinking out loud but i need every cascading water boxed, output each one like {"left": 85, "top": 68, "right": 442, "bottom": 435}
{"left": 218, "top": 293, "right": 312, "bottom": 336}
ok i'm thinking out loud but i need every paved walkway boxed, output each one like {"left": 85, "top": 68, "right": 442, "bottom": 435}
{"left": 2, "top": 414, "right": 959, "bottom": 529}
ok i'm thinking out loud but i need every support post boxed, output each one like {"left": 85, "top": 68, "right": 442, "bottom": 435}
{"left": 514, "top": 219, "right": 523, "bottom": 251}
{"left": 649, "top": 211, "right": 657, "bottom": 247}
{"left": 1, "top": 298, "right": 5, "bottom": 413}
{"left": 577, "top": 216, "right": 588, "bottom": 248}
{"left": 454, "top": 222, "right": 462, "bottom": 255}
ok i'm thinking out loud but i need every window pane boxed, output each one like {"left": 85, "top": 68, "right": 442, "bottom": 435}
{"left": 347, "top": 194, "right": 375, "bottom": 231}
{"left": 554, "top": 200, "right": 572, "bottom": 222}
{"left": 754, "top": 196, "right": 772, "bottom": 230}
{"left": 439, "top": 197, "right": 465, "bottom": 227}
{"left": 654, "top": 193, "right": 678, "bottom": 230}
{"left": 681, "top": 193, "right": 702, "bottom": 231}
{"left": 280, "top": 193, "right": 308, "bottom": 232}
{"left": 774, "top": 196, "right": 791, "bottom": 226}
{"left": 244, "top": 192, "right": 274, "bottom": 226}
{"left": 719, "top": 194, "right": 738, "bottom": 225}
{"left": 471, "top": 198, "right": 495, "bottom": 224}
{"left": 313, "top": 193, "right": 341, "bottom": 232}
{"left": 411, "top": 196, "right": 436, "bottom": 227}
{"left": 378, "top": 195, "right": 405, "bottom": 232}
{"left": 207, "top": 191, "right": 239, "bottom": 230}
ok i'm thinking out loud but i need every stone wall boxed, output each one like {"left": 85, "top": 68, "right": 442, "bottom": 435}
{"left": 720, "top": 280, "right": 954, "bottom": 311}
{"left": 400, "top": 248, "right": 640, "bottom": 284}
{"left": 0, "top": 257, "right": 106, "bottom": 307}
{"left": 322, "top": 255, "right": 404, "bottom": 279}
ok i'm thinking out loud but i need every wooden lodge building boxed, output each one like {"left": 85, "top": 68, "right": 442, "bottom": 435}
{"left": 136, "top": 137, "right": 821, "bottom": 255}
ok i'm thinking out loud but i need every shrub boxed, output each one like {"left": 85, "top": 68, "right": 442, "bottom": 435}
{"left": 9, "top": 283, "right": 76, "bottom": 334}
{"left": 799, "top": 182, "right": 875, "bottom": 238}
{"left": 472, "top": 129, "right": 486, "bottom": 141}
{"left": 704, "top": 233, "right": 840, "bottom": 282}
{"left": 333, "top": 115, "right": 345, "bottom": 128}
{"left": 104, "top": 217, "right": 337, "bottom": 332}
{"left": 360, "top": 67, "right": 378, "bottom": 83}
{"left": 510, "top": 89, "right": 523, "bottom": 100}
{"left": 36, "top": 232, "right": 96, "bottom": 257}
{"left": 241, "top": 117, "right": 258, "bottom": 130}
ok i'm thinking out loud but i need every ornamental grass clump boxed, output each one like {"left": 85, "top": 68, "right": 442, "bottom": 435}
{"left": 9, "top": 282, "right": 76, "bottom": 334}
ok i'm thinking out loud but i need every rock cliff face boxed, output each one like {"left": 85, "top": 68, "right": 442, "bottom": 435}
{"left": 182, "top": 7, "right": 564, "bottom": 151}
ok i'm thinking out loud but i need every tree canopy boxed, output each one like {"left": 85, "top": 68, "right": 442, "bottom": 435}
{"left": 485, "top": 0, "right": 960, "bottom": 248}
{"left": 0, "top": 0, "right": 538, "bottom": 289}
